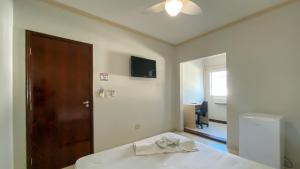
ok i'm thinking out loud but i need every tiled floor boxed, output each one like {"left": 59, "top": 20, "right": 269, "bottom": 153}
{"left": 188, "top": 121, "right": 227, "bottom": 141}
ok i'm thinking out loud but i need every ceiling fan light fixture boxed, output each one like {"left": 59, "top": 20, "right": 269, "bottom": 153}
{"left": 165, "top": 0, "right": 183, "bottom": 16}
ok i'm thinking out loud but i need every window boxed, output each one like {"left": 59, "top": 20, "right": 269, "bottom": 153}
{"left": 210, "top": 70, "right": 227, "bottom": 96}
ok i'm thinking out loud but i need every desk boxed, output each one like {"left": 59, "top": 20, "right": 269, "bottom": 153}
{"left": 183, "top": 103, "right": 201, "bottom": 128}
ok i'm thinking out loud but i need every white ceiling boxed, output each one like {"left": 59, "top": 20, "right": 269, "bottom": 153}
{"left": 54, "top": 0, "right": 286, "bottom": 45}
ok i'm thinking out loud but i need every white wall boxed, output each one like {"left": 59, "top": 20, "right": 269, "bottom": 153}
{"left": 203, "top": 54, "right": 227, "bottom": 121}
{"left": 182, "top": 59, "right": 204, "bottom": 104}
{"left": 0, "top": 0, "right": 14, "bottom": 168}
{"left": 13, "top": 0, "right": 176, "bottom": 168}
{"left": 202, "top": 54, "right": 226, "bottom": 67}
{"left": 176, "top": 1, "right": 300, "bottom": 166}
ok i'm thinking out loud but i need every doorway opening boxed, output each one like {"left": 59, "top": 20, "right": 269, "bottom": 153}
{"left": 180, "top": 53, "right": 227, "bottom": 144}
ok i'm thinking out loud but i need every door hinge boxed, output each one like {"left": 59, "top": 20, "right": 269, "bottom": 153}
{"left": 30, "top": 157, "right": 33, "bottom": 166}
{"left": 29, "top": 48, "right": 32, "bottom": 55}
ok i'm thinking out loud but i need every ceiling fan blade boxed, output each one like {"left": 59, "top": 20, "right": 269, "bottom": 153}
{"left": 181, "top": 0, "right": 202, "bottom": 15}
{"left": 146, "top": 2, "right": 165, "bottom": 13}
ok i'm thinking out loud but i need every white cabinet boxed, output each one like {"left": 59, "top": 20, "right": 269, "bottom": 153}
{"left": 239, "top": 113, "right": 284, "bottom": 169}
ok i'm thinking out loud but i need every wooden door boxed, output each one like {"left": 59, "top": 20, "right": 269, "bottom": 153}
{"left": 26, "top": 31, "right": 93, "bottom": 169}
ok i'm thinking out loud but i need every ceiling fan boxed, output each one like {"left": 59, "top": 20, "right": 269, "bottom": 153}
{"left": 147, "top": 0, "right": 202, "bottom": 17}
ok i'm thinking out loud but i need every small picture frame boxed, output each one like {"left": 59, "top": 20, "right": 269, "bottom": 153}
{"left": 100, "top": 73, "right": 109, "bottom": 81}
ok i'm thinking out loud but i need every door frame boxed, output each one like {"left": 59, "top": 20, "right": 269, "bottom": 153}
{"left": 26, "top": 30, "right": 94, "bottom": 169}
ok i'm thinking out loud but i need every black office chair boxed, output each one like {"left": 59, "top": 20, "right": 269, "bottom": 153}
{"left": 196, "top": 101, "right": 208, "bottom": 129}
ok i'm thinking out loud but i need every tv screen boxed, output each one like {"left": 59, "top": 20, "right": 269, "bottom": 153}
{"left": 131, "top": 56, "right": 156, "bottom": 78}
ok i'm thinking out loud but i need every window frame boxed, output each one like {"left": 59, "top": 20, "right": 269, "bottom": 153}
{"left": 209, "top": 70, "right": 227, "bottom": 97}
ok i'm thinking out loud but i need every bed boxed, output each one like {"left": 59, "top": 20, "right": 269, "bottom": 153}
{"left": 75, "top": 132, "right": 273, "bottom": 169}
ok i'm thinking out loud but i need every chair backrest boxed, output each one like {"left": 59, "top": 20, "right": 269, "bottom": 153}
{"left": 200, "top": 101, "right": 208, "bottom": 116}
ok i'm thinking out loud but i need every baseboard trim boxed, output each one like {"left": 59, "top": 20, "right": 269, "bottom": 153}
{"left": 209, "top": 119, "right": 227, "bottom": 124}
{"left": 228, "top": 148, "right": 239, "bottom": 155}
{"left": 184, "top": 128, "right": 227, "bottom": 144}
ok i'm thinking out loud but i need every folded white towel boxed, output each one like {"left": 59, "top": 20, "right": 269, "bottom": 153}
{"left": 155, "top": 136, "right": 180, "bottom": 149}
{"left": 133, "top": 133, "right": 198, "bottom": 156}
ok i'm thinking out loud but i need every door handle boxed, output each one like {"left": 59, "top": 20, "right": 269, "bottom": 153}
{"left": 82, "top": 101, "right": 90, "bottom": 108}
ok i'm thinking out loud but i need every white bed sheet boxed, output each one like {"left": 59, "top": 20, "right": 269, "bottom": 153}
{"left": 75, "top": 132, "right": 273, "bottom": 169}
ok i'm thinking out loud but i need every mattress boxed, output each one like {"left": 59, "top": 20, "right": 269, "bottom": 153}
{"left": 75, "top": 132, "right": 273, "bottom": 169}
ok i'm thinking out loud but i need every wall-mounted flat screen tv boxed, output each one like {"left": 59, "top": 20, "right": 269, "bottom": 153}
{"left": 131, "top": 56, "right": 156, "bottom": 78}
